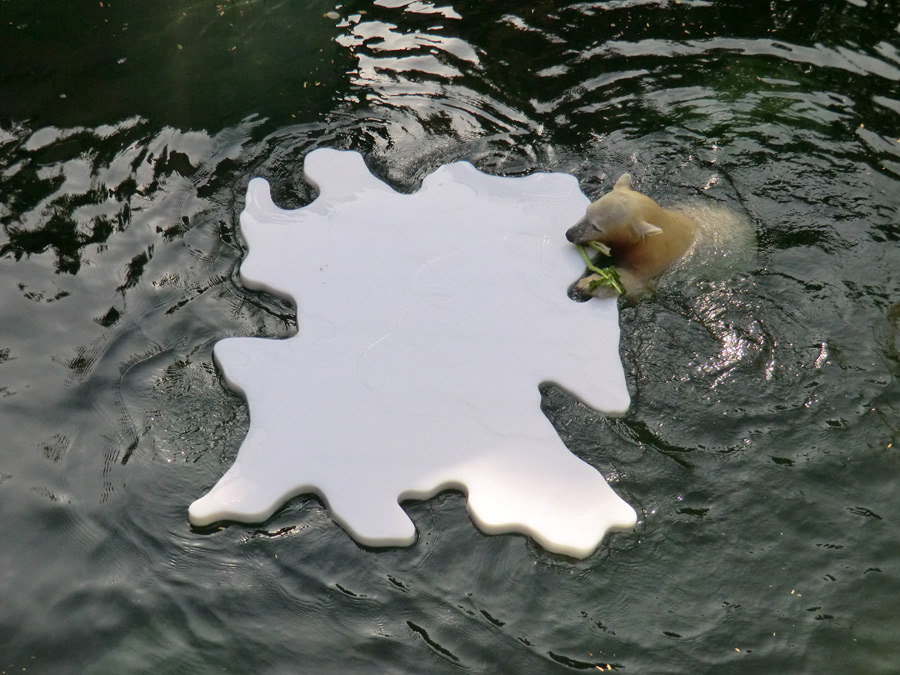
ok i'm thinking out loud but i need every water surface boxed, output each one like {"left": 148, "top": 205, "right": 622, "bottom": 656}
{"left": 2, "top": 1, "right": 900, "bottom": 672}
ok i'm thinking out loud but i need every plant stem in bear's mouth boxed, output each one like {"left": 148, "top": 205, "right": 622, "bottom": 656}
{"left": 588, "top": 241, "right": 612, "bottom": 256}
{"left": 576, "top": 244, "right": 624, "bottom": 295}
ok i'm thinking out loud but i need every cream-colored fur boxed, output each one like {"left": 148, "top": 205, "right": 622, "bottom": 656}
{"left": 566, "top": 174, "right": 697, "bottom": 295}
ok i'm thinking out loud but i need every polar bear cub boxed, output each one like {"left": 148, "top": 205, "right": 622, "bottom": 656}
{"left": 566, "top": 173, "right": 698, "bottom": 295}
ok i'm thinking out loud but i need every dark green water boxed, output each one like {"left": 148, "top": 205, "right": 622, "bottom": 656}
{"left": 2, "top": 0, "right": 900, "bottom": 672}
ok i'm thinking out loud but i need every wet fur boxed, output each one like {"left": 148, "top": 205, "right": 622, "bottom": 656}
{"left": 566, "top": 174, "right": 698, "bottom": 295}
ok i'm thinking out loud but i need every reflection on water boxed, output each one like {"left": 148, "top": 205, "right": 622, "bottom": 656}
{"left": 2, "top": 0, "right": 900, "bottom": 672}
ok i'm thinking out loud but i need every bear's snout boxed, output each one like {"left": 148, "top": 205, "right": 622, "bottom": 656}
{"left": 565, "top": 217, "right": 592, "bottom": 244}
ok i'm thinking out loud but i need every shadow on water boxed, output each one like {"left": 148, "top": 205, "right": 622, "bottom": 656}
{"left": 1, "top": 0, "right": 900, "bottom": 672}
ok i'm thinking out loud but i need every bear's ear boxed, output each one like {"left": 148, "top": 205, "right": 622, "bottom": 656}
{"left": 613, "top": 174, "right": 632, "bottom": 191}
{"left": 633, "top": 220, "right": 663, "bottom": 238}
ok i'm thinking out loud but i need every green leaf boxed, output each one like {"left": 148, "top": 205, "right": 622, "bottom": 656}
{"left": 576, "top": 244, "right": 623, "bottom": 295}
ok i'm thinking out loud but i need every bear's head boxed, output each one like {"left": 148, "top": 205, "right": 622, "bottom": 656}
{"left": 565, "top": 174, "right": 662, "bottom": 248}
